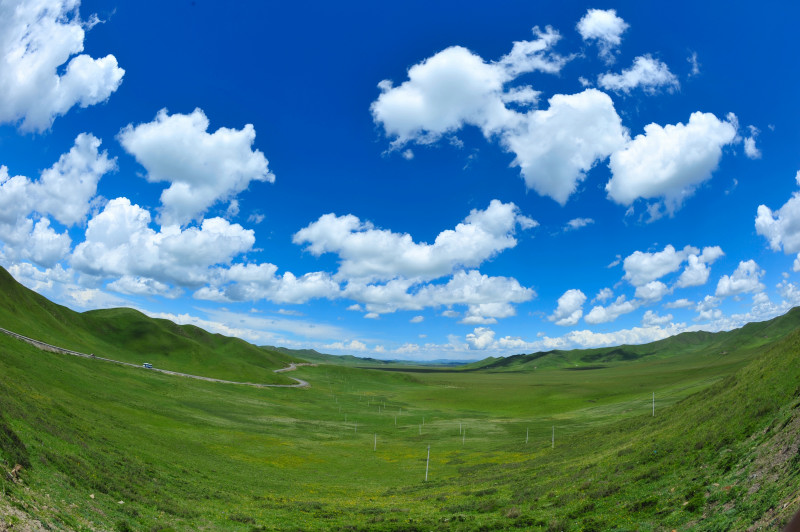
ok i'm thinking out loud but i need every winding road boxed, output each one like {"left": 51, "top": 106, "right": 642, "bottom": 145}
{"left": 0, "top": 326, "right": 312, "bottom": 388}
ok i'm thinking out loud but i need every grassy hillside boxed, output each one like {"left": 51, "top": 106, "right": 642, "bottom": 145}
{"left": 0, "top": 271, "right": 799, "bottom": 529}
{"left": 465, "top": 307, "right": 800, "bottom": 372}
{"left": 0, "top": 266, "right": 296, "bottom": 384}
{"left": 0, "top": 285, "right": 799, "bottom": 529}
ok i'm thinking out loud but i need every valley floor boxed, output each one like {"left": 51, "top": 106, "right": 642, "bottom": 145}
{"left": 1, "top": 311, "right": 800, "bottom": 529}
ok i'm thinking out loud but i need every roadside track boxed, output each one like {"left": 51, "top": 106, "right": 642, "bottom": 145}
{"left": 0, "top": 326, "right": 312, "bottom": 388}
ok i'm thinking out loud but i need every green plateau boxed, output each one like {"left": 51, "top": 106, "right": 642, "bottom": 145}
{"left": 0, "top": 265, "right": 798, "bottom": 530}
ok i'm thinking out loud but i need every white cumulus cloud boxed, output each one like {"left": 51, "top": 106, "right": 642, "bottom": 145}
{"left": 634, "top": 280, "right": 670, "bottom": 302}
{"left": 294, "top": 199, "right": 534, "bottom": 282}
{"left": 676, "top": 246, "right": 724, "bottom": 288}
{"left": 549, "top": 289, "right": 586, "bottom": 326}
{"left": 642, "top": 310, "right": 673, "bottom": 327}
{"left": 195, "top": 263, "right": 340, "bottom": 305}
{"left": 0, "top": 0, "right": 124, "bottom": 131}
{"left": 342, "top": 270, "right": 534, "bottom": 321}
{"left": 623, "top": 244, "right": 698, "bottom": 287}
{"left": 25, "top": 219, "right": 72, "bottom": 268}
{"left": 72, "top": 198, "right": 256, "bottom": 288}
{"left": 598, "top": 55, "right": 679, "bottom": 94}
{"left": 576, "top": 8, "right": 629, "bottom": 63}
{"left": 715, "top": 260, "right": 765, "bottom": 297}
{"left": 118, "top": 108, "right": 274, "bottom": 226}
{"left": 743, "top": 126, "right": 761, "bottom": 159}
{"left": 665, "top": 298, "right": 694, "bottom": 309}
{"left": 466, "top": 327, "right": 496, "bottom": 350}
{"left": 607, "top": 112, "right": 738, "bottom": 212}
{"left": 593, "top": 287, "right": 614, "bottom": 303}
{"left": 0, "top": 133, "right": 114, "bottom": 227}
{"left": 371, "top": 28, "right": 634, "bottom": 205}
{"left": 503, "top": 89, "right": 628, "bottom": 205}
{"left": 371, "top": 26, "right": 565, "bottom": 147}
{"left": 755, "top": 186, "right": 800, "bottom": 269}
{"left": 0, "top": 133, "right": 115, "bottom": 267}
{"left": 538, "top": 323, "right": 683, "bottom": 350}
{"left": 584, "top": 295, "right": 639, "bottom": 324}
{"left": 107, "top": 276, "right": 182, "bottom": 299}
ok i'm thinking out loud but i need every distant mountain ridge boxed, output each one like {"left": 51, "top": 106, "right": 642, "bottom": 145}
{"left": 265, "top": 306, "right": 800, "bottom": 371}
{"left": 3, "top": 264, "right": 800, "bottom": 377}
{"left": 262, "top": 345, "right": 471, "bottom": 367}
{"left": 464, "top": 308, "right": 800, "bottom": 371}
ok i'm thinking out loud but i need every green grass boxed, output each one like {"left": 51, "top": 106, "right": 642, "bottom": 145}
{"left": 0, "top": 267, "right": 799, "bottom": 530}
{"left": 0, "top": 266, "right": 296, "bottom": 384}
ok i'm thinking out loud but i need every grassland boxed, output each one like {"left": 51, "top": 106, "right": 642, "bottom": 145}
{"left": 0, "top": 267, "right": 799, "bottom": 530}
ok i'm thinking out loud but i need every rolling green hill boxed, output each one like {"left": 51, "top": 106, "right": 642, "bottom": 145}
{"left": 0, "top": 267, "right": 799, "bottom": 530}
{"left": 464, "top": 307, "right": 800, "bottom": 372}
{"left": 0, "top": 266, "right": 296, "bottom": 384}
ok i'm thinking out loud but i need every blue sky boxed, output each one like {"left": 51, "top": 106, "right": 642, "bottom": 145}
{"left": 2, "top": 0, "right": 800, "bottom": 360}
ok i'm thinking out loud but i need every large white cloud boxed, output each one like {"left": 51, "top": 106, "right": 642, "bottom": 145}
{"left": 634, "top": 280, "right": 670, "bottom": 302}
{"left": 755, "top": 189, "right": 800, "bottom": 270}
{"left": 466, "top": 327, "right": 496, "bottom": 350}
{"left": 502, "top": 89, "right": 628, "bottom": 204}
{"left": 607, "top": 112, "right": 738, "bottom": 211}
{"left": 343, "top": 269, "right": 534, "bottom": 321}
{"left": 549, "top": 288, "right": 586, "bottom": 326}
{"left": 24, "top": 219, "right": 71, "bottom": 268}
{"left": 370, "top": 26, "right": 565, "bottom": 146}
{"left": 576, "top": 8, "right": 629, "bottom": 63}
{"left": 464, "top": 320, "right": 688, "bottom": 354}
{"left": 0, "top": 133, "right": 114, "bottom": 226}
{"left": 370, "top": 46, "right": 512, "bottom": 145}
{"left": 0, "top": 0, "right": 124, "bottom": 131}
{"left": 294, "top": 200, "right": 535, "bottom": 282}
{"left": 71, "top": 198, "right": 256, "bottom": 288}
{"left": 33, "top": 133, "right": 117, "bottom": 226}
{"left": 538, "top": 323, "right": 681, "bottom": 350}
{"left": 598, "top": 55, "right": 679, "bottom": 94}
{"left": 622, "top": 244, "right": 698, "bottom": 286}
{"left": 676, "top": 246, "right": 724, "bottom": 288}
{"left": 0, "top": 133, "right": 115, "bottom": 267}
{"left": 194, "top": 263, "right": 340, "bottom": 305}
{"left": 584, "top": 295, "right": 639, "bottom": 324}
{"left": 118, "top": 108, "right": 274, "bottom": 226}
{"left": 371, "top": 28, "right": 634, "bottom": 205}
{"left": 715, "top": 260, "right": 765, "bottom": 297}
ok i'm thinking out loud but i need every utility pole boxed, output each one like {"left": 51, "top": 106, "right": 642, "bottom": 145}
{"left": 425, "top": 445, "right": 430, "bottom": 481}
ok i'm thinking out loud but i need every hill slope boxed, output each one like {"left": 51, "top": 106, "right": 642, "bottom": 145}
{"left": 465, "top": 307, "right": 800, "bottom": 372}
{"left": 0, "top": 291, "right": 799, "bottom": 528}
{"left": 0, "top": 266, "right": 296, "bottom": 383}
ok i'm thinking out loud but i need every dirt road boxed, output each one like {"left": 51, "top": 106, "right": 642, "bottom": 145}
{"left": 0, "top": 326, "right": 312, "bottom": 388}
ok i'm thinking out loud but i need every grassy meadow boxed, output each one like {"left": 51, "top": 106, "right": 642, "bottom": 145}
{"left": 0, "top": 268, "right": 799, "bottom": 530}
